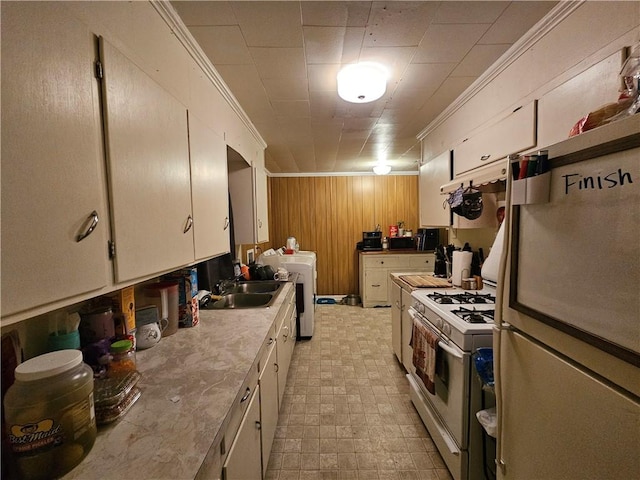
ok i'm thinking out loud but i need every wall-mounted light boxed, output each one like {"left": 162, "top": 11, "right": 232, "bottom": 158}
{"left": 337, "top": 62, "right": 388, "bottom": 104}
{"left": 373, "top": 164, "right": 391, "bottom": 175}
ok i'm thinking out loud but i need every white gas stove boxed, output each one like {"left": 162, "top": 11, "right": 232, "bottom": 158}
{"left": 410, "top": 285, "right": 496, "bottom": 352}
{"left": 407, "top": 283, "right": 496, "bottom": 480}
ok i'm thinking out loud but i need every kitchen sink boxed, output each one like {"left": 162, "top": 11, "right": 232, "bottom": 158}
{"left": 204, "top": 293, "right": 276, "bottom": 309}
{"left": 226, "top": 281, "right": 283, "bottom": 294}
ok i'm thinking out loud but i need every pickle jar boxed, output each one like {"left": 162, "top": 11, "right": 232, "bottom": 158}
{"left": 3, "top": 350, "right": 96, "bottom": 480}
{"left": 108, "top": 339, "right": 136, "bottom": 377}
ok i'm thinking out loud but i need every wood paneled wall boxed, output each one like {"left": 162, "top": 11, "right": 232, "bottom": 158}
{"left": 268, "top": 175, "right": 419, "bottom": 295}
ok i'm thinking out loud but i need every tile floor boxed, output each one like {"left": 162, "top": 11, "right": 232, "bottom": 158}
{"left": 265, "top": 304, "right": 453, "bottom": 480}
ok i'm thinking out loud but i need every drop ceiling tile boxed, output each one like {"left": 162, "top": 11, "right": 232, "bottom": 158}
{"left": 262, "top": 76, "right": 310, "bottom": 101}
{"left": 250, "top": 47, "right": 307, "bottom": 79}
{"left": 363, "top": 2, "right": 440, "bottom": 47}
{"left": 341, "top": 27, "right": 366, "bottom": 64}
{"left": 451, "top": 43, "right": 510, "bottom": 77}
{"left": 171, "top": 1, "right": 237, "bottom": 26}
{"left": 342, "top": 117, "right": 377, "bottom": 131}
{"left": 412, "top": 23, "right": 490, "bottom": 64}
{"left": 304, "top": 26, "right": 347, "bottom": 64}
{"left": 393, "top": 62, "right": 456, "bottom": 94}
{"left": 272, "top": 100, "right": 311, "bottom": 118}
{"left": 309, "top": 91, "right": 339, "bottom": 119}
{"left": 308, "top": 64, "right": 340, "bottom": 92}
{"left": 189, "top": 26, "right": 252, "bottom": 64}
{"left": 359, "top": 46, "right": 415, "bottom": 84}
{"left": 301, "top": 1, "right": 371, "bottom": 27}
{"left": 231, "top": 2, "right": 303, "bottom": 47}
{"left": 413, "top": 75, "right": 476, "bottom": 125}
{"left": 479, "top": 2, "right": 556, "bottom": 44}
{"left": 433, "top": 1, "right": 509, "bottom": 24}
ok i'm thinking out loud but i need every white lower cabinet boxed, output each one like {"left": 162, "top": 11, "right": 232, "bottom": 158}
{"left": 391, "top": 279, "right": 416, "bottom": 373}
{"left": 359, "top": 253, "right": 434, "bottom": 307}
{"left": 391, "top": 282, "right": 403, "bottom": 362}
{"left": 276, "top": 297, "right": 296, "bottom": 407}
{"left": 259, "top": 338, "right": 279, "bottom": 478}
{"left": 401, "top": 289, "right": 414, "bottom": 374}
{"left": 223, "top": 384, "right": 262, "bottom": 480}
{"left": 222, "top": 288, "right": 297, "bottom": 480}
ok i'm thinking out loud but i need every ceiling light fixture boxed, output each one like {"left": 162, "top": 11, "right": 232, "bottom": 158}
{"left": 373, "top": 164, "right": 391, "bottom": 175}
{"left": 337, "top": 62, "right": 388, "bottom": 104}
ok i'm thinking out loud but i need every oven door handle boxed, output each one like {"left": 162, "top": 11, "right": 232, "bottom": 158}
{"left": 438, "top": 340, "right": 463, "bottom": 360}
{"left": 409, "top": 308, "right": 464, "bottom": 360}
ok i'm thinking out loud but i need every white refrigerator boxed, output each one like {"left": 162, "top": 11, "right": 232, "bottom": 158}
{"left": 494, "top": 115, "right": 640, "bottom": 479}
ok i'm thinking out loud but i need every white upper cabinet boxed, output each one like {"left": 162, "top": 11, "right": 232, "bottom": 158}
{"left": 254, "top": 165, "right": 270, "bottom": 244}
{"left": 100, "top": 38, "right": 194, "bottom": 283}
{"left": 228, "top": 148, "right": 269, "bottom": 245}
{"left": 1, "top": 3, "right": 109, "bottom": 319}
{"left": 454, "top": 101, "right": 537, "bottom": 177}
{"left": 188, "top": 112, "right": 230, "bottom": 261}
{"left": 419, "top": 150, "right": 451, "bottom": 227}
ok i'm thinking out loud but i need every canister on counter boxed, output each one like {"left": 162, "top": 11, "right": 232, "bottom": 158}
{"left": 461, "top": 278, "right": 477, "bottom": 290}
{"left": 3, "top": 350, "right": 96, "bottom": 480}
{"left": 108, "top": 339, "right": 136, "bottom": 377}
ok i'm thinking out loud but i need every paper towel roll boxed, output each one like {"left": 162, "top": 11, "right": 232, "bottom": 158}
{"left": 452, "top": 251, "right": 473, "bottom": 286}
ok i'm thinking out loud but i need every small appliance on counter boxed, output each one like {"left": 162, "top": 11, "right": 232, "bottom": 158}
{"left": 359, "top": 231, "right": 382, "bottom": 251}
{"left": 387, "top": 236, "right": 416, "bottom": 250}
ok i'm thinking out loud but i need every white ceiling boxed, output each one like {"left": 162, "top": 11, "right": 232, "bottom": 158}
{"left": 171, "top": 1, "right": 557, "bottom": 174}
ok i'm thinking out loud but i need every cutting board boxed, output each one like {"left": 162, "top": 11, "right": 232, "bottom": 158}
{"left": 400, "top": 275, "right": 451, "bottom": 288}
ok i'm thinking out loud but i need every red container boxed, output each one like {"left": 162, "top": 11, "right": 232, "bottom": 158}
{"left": 389, "top": 225, "right": 399, "bottom": 237}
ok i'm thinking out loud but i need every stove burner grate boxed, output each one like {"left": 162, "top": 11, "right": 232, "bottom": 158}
{"left": 451, "top": 307, "right": 494, "bottom": 323}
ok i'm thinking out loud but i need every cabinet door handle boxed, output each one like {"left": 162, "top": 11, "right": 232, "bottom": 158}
{"left": 274, "top": 363, "right": 279, "bottom": 373}
{"left": 255, "top": 421, "right": 261, "bottom": 430}
{"left": 268, "top": 337, "right": 274, "bottom": 345}
{"left": 480, "top": 154, "right": 491, "bottom": 161}
{"left": 283, "top": 326, "right": 289, "bottom": 339}
{"left": 240, "top": 387, "right": 251, "bottom": 403}
{"left": 76, "top": 210, "right": 99, "bottom": 242}
{"left": 258, "top": 219, "right": 263, "bottom": 228}
{"left": 395, "top": 301, "right": 400, "bottom": 308}
{"left": 223, "top": 216, "right": 229, "bottom": 230}
{"left": 372, "top": 284, "right": 381, "bottom": 288}
{"left": 183, "top": 215, "right": 193, "bottom": 234}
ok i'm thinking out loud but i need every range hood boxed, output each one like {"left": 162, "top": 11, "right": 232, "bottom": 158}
{"left": 440, "top": 159, "right": 509, "bottom": 194}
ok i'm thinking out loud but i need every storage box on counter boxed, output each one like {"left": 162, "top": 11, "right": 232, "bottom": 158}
{"left": 162, "top": 268, "right": 199, "bottom": 327}
{"left": 111, "top": 286, "right": 136, "bottom": 336}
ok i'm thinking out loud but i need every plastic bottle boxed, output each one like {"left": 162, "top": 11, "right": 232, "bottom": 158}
{"left": 4, "top": 350, "right": 96, "bottom": 479}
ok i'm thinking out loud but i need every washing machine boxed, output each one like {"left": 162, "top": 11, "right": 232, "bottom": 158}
{"left": 260, "top": 250, "right": 316, "bottom": 338}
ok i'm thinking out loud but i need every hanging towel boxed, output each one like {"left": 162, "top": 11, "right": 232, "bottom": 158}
{"left": 410, "top": 317, "right": 439, "bottom": 394}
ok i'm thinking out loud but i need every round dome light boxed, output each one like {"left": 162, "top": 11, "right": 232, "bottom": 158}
{"left": 373, "top": 164, "right": 391, "bottom": 175}
{"left": 337, "top": 62, "right": 388, "bottom": 104}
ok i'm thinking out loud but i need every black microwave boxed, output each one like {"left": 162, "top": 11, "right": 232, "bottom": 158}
{"left": 388, "top": 236, "right": 416, "bottom": 250}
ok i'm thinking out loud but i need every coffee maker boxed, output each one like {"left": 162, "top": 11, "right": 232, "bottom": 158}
{"left": 361, "top": 231, "right": 382, "bottom": 251}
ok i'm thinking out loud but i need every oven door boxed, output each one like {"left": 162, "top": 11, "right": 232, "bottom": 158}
{"left": 408, "top": 308, "right": 470, "bottom": 449}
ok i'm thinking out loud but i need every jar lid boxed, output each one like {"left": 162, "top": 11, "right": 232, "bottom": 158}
{"left": 110, "top": 339, "right": 133, "bottom": 353}
{"left": 15, "top": 350, "right": 83, "bottom": 382}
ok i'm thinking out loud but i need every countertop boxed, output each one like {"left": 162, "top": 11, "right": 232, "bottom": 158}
{"left": 65, "top": 281, "right": 295, "bottom": 480}
{"left": 390, "top": 272, "right": 450, "bottom": 292}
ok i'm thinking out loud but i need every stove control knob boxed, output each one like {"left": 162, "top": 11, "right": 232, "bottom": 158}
{"left": 436, "top": 317, "right": 443, "bottom": 329}
{"left": 443, "top": 323, "right": 451, "bottom": 336}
